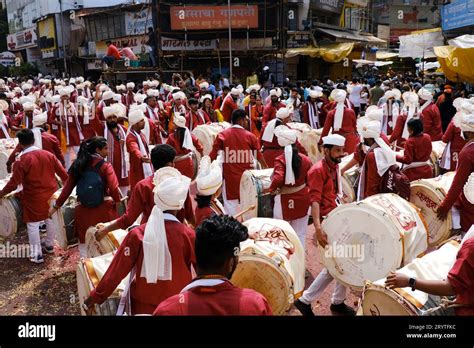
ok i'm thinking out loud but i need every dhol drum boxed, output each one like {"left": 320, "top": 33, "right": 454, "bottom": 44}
{"left": 340, "top": 154, "right": 360, "bottom": 204}
{"left": 85, "top": 224, "right": 128, "bottom": 258}
{"left": 231, "top": 218, "right": 305, "bottom": 315}
{"left": 192, "top": 122, "right": 231, "bottom": 156}
{"left": 50, "top": 189, "right": 78, "bottom": 250}
{"left": 288, "top": 123, "right": 323, "bottom": 164}
{"left": 320, "top": 193, "right": 429, "bottom": 291}
{"left": 239, "top": 168, "right": 274, "bottom": 222}
{"left": 430, "top": 141, "right": 447, "bottom": 177}
{"left": 359, "top": 240, "right": 460, "bottom": 315}
{"left": 76, "top": 252, "right": 129, "bottom": 316}
{"left": 0, "top": 177, "right": 23, "bottom": 239}
{"left": 0, "top": 139, "right": 17, "bottom": 181}
{"left": 0, "top": 151, "right": 9, "bottom": 180}
{"left": 410, "top": 172, "right": 456, "bottom": 247}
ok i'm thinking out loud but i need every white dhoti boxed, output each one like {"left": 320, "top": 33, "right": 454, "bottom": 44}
{"left": 222, "top": 180, "right": 241, "bottom": 217}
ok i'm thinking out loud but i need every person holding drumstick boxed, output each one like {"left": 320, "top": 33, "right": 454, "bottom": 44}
{"left": 293, "top": 134, "right": 356, "bottom": 316}
{"left": 153, "top": 215, "right": 273, "bottom": 316}
{"left": 269, "top": 126, "right": 312, "bottom": 250}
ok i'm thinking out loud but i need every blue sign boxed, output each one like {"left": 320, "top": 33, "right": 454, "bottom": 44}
{"left": 442, "top": 0, "right": 474, "bottom": 31}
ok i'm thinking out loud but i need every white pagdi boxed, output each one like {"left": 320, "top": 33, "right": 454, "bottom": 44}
{"left": 141, "top": 168, "right": 191, "bottom": 283}
{"left": 102, "top": 91, "right": 115, "bottom": 101}
{"left": 464, "top": 172, "right": 474, "bottom": 205}
{"left": 322, "top": 134, "right": 345, "bottom": 147}
{"left": 333, "top": 89, "right": 347, "bottom": 131}
{"left": 261, "top": 106, "right": 292, "bottom": 142}
{"left": 454, "top": 112, "right": 474, "bottom": 132}
{"left": 173, "top": 114, "right": 195, "bottom": 151}
{"left": 128, "top": 109, "right": 146, "bottom": 126}
{"left": 274, "top": 125, "right": 298, "bottom": 185}
{"left": 196, "top": 156, "right": 223, "bottom": 196}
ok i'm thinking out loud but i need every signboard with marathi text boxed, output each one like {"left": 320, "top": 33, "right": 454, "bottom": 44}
{"left": 442, "top": 0, "right": 474, "bottom": 31}
{"left": 161, "top": 37, "right": 217, "bottom": 51}
{"left": 170, "top": 5, "right": 259, "bottom": 30}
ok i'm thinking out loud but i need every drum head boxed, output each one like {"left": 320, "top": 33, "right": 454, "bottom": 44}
{"left": 361, "top": 284, "right": 415, "bottom": 316}
{"left": 321, "top": 203, "right": 403, "bottom": 291}
{"left": 0, "top": 151, "right": 8, "bottom": 180}
{"left": 85, "top": 227, "right": 103, "bottom": 258}
{"left": 239, "top": 169, "right": 273, "bottom": 221}
{"left": 410, "top": 180, "right": 451, "bottom": 246}
{"left": 231, "top": 253, "right": 292, "bottom": 315}
{"left": 0, "top": 196, "right": 19, "bottom": 239}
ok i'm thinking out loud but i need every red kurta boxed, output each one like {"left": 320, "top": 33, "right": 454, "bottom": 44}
{"left": 186, "top": 110, "right": 211, "bottom": 130}
{"left": 126, "top": 130, "right": 152, "bottom": 192}
{"left": 421, "top": 103, "right": 443, "bottom": 141}
{"left": 77, "top": 104, "right": 96, "bottom": 140}
{"left": 0, "top": 149, "right": 67, "bottom": 222}
{"left": 221, "top": 97, "right": 238, "bottom": 123}
{"left": 50, "top": 102, "right": 84, "bottom": 146}
{"left": 166, "top": 132, "right": 203, "bottom": 179}
{"left": 194, "top": 200, "right": 225, "bottom": 227}
{"left": 447, "top": 238, "right": 474, "bottom": 316}
{"left": 389, "top": 114, "right": 408, "bottom": 147}
{"left": 90, "top": 221, "right": 196, "bottom": 315}
{"left": 209, "top": 126, "right": 263, "bottom": 200}
{"left": 116, "top": 175, "right": 195, "bottom": 229}
{"left": 319, "top": 107, "right": 358, "bottom": 154}
{"left": 153, "top": 279, "right": 272, "bottom": 316}
{"left": 262, "top": 102, "right": 286, "bottom": 127}
{"left": 442, "top": 120, "right": 466, "bottom": 171}
{"left": 98, "top": 123, "right": 129, "bottom": 187}
{"left": 301, "top": 101, "right": 323, "bottom": 129}
{"left": 55, "top": 157, "right": 121, "bottom": 243}
{"left": 396, "top": 133, "right": 433, "bottom": 181}
{"left": 7, "top": 130, "right": 65, "bottom": 168}
{"left": 269, "top": 153, "right": 312, "bottom": 220}
{"left": 439, "top": 142, "right": 474, "bottom": 232}
{"left": 307, "top": 158, "right": 339, "bottom": 218}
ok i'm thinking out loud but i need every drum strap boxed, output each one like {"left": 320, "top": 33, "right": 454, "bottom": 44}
{"left": 280, "top": 183, "right": 306, "bottom": 195}
{"left": 116, "top": 266, "right": 136, "bottom": 316}
{"left": 421, "top": 297, "right": 470, "bottom": 315}
{"left": 174, "top": 152, "right": 193, "bottom": 162}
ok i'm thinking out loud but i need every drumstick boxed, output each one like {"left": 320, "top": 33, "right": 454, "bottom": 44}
{"left": 233, "top": 205, "right": 256, "bottom": 220}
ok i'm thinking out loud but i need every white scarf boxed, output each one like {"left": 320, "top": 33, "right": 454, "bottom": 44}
{"left": 284, "top": 144, "right": 295, "bottom": 185}
{"left": 439, "top": 142, "right": 452, "bottom": 170}
{"left": 131, "top": 129, "right": 154, "bottom": 179}
{"left": 382, "top": 100, "right": 399, "bottom": 134}
{"left": 401, "top": 104, "right": 420, "bottom": 140}
{"left": 180, "top": 127, "right": 195, "bottom": 152}
{"left": 180, "top": 278, "right": 225, "bottom": 293}
{"left": 79, "top": 104, "right": 90, "bottom": 125}
{"left": 141, "top": 212, "right": 178, "bottom": 283}
{"left": 307, "top": 101, "right": 319, "bottom": 129}
{"left": 262, "top": 118, "right": 278, "bottom": 142}
{"left": 373, "top": 138, "right": 396, "bottom": 176}
{"left": 146, "top": 105, "right": 158, "bottom": 121}
{"left": 0, "top": 115, "right": 10, "bottom": 139}
{"left": 104, "top": 125, "right": 128, "bottom": 179}
{"left": 59, "top": 101, "right": 83, "bottom": 145}
{"left": 333, "top": 103, "right": 345, "bottom": 131}
{"left": 32, "top": 127, "right": 43, "bottom": 149}
{"left": 19, "top": 145, "right": 40, "bottom": 158}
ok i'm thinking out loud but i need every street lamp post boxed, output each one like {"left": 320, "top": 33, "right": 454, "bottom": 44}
{"left": 59, "top": 0, "right": 68, "bottom": 76}
{"left": 228, "top": 0, "right": 232, "bottom": 84}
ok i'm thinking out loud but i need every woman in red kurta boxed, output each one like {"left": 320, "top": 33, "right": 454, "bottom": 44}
{"left": 167, "top": 114, "right": 203, "bottom": 180}
{"left": 269, "top": 126, "right": 312, "bottom": 249}
{"left": 250, "top": 95, "right": 264, "bottom": 138}
{"left": 396, "top": 118, "right": 433, "bottom": 182}
{"left": 441, "top": 119, "right": 466, "bottom": 171}
{"left": 52, "top": 137, "right": 121, "bottom": 256}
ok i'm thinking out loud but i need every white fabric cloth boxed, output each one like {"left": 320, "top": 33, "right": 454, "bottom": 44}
{"left": 32, "top": 127, "right": 43, "bottom": 150}
{"left": 373, "top": 137, "right": 396, "bottom": 176}
{"left": 299, "top": 268, "right": 346, "bottom": 305}
{"left": 180, "top": 278, "right": 225, "bottom": 293}
{"left": 273, "top": 194, "right": 308, "bottom": 250}
{"left": 221, "top": 180, "right": 240, "bottom": 216}
{"left": 274, "top": 126, "right": 298, "bottom": 185}
{"left": 322, "top": 134, "right": 345, "bottom": 146}
{"left": 131, "top": 130, "right": 154, "bottom": 179}
{"left": 306, "top": 101, "right": 320, "bottom": 129}
{"left": 196, "top": 156, "right": 222, "bottom": 196}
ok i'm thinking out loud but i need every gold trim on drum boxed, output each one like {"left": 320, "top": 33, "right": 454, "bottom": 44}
{"left": 395, "top": 288, "right": 424, "bottom": 309}
{"left": 84, "top": 259, "right": 101, "bottom": 288}
{"left": 361, "top": 282, "right": 418, "bottom": 316}
{"left": 107, "top": 232, "right": 120, "bottom": 249}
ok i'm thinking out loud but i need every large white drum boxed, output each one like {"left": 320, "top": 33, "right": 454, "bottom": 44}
{"left": 50, "top": 189, "right": 78, "bottom": 250}
{"left": 320, "top": 193, "right": 429, "bottom": 291}
{"left": 231, "top": 218, "right": 305, "bottom": 315}
{"left": 431, "top": 141, "right": 447, "bottom": 177}
{"left": 85, "top": 224, "right": 128, "bottom": 258}
{"left": 76, "top": 252, "right": 129, "bottom": 316}
{"left": 239, "top": 168, "right": 274, "bottom": 222}
{"left": 410, "top": 172, "right": 456, "bottom": 247}
{"left": 288, "top": 123, "right": 323, "bottom": 164}
{"left": 192, "top": 122, "right": 231, "bottom": 156}
{"left": 0, "top": 177, "right": 23, "bottom": 239}
{"left": 359, "top": 240, "right": 460, "bottom": 316}
{"left": 340, "top": 154, "right": 359, "bottom": 204}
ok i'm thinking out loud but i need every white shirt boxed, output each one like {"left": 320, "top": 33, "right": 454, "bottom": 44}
{"left": 349, "top": 84, "right": 363, "bottom": 107}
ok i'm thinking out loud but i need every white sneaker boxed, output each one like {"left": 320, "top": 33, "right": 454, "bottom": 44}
{"left": 29, "top": 255, "right": 45, "bottom": 264}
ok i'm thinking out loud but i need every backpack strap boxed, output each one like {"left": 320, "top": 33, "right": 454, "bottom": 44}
{"left": 92, "top": 159, "right": 105, "bottom": 173}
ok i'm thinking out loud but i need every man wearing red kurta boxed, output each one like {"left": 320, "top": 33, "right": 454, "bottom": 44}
{"left": 143, "top": 96, "right": 164, "bottom": 145}
{"left": 302, "top": 89, "right": 324, "bottom": 129}
{"left": 99, "top": 105, "right": 129, "bottom": 196}
{"left": 154, "top": 215, "right": 272, "bottom": 316}
{"left": 418, "top": 88, "right": 443, "bottom": 142}
{"left": 220, "top": 89, "right": 240, "bottom": 123}
{"left": 319, "top": 90, "right": 358, "bottom": 154}
{"left": 123, "top": 83, "right": 136, "bottom": 111}
{"left": 0, "top": 129, "right": 68, "bottom": 264}
{"left": 7, "top": 111, "right": 65, "bottom": 171}
{"left": 167, "top": 114, "right": 204, "bottom": 179}
{"left": 437, "top": 126, "right": 474, "bottom": 232}
{"left": 126, "top": 109, "right": 154, "bottom": 192}
{"left": 262, "top": 90, "right": 286, "bottom": 127}
{"left": 396, "top": 119, "right": 433, "bottom": 182}
{"left": 294, "top": 134, "right": 355, "bottom": 316}
{"left": 83, "top": 168, "right": 195, "bottom": 315}
{"left": 209, "top": 109, "right": 265, "bottom": 216}
{"left": 186, "top": 98, "right": 210, "bottom": 130}
{"left": 441, "top": 119, "right": 466, "bottom": 171}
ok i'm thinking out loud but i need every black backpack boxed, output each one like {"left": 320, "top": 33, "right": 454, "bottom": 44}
{"left": 76, "top": 160, "right": 105, "bottom": 208}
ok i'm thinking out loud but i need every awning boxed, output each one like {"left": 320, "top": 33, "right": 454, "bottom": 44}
{"left": 352, "top": 59, "right": 393, "bottom": 67}
{"left": 376, "top": 51, "right": 398, "bottom": 60}
{"left": 399, "top": 28, "right": 444, "bottom": 58}
{"left": 285, "top": 42, "right": 354, "bottom": 63}
{"left": 434, "top": 45, "right": 474, "bottom": 83}
{"left": 314, "top": 27, "right": 387, "bottom": 46}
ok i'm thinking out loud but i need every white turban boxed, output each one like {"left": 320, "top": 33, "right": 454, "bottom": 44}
{"left": 358, "top": 117, "right": 381, "bottom": 139}
{"left": 274, "top": 126, "right": 298, "bottom": 185}
{"left": 261, "top": 107, "right": 292, "bottom": 143}
{"left": 309, "top": 89, "right": 322, "bottom": 99}
{"left": 33, "top": 110, "right": 48, "bottom": 127}
{"left": 418, "top": 88, "right": 433, "bottom": 101}
{"left": 99, "top": 85, "right": 109, "bottom": 92}
{"left": 172, "top": 91, "right": 186, "bottom": 100}
{"left": 143, "top": 80, "right": 151, "bottom": 87}
{"left": 77, "top": 96, "right": 89, "bottom": 105}
{"left": 322, "top": 134, "right": 346, "bottom": 147}
{"left": 269, "top": 89, "right": 279, "bottom": 97}
{"left": 173, "top": 114, "right": 194, "bottom": 151}
{"left": 199, "top": 82, "right": 209, "bottom": 89}
{"left": 230, "top": 88, "right": 241, "bottom": 96}
{"left": 69, "top": 78, "right": 76, "bottom": 85}
{"left": 142, "top": 168, "right": 191, "bottom": 283}
{"left": 14, "top": 87, "right": 22, "bottom": 94}
{"left": 103, "top": 106, "right": 115, "bottom": 118}
{"left": 130, "top": 103, "right": 147, "bottom": 113}
{"left": 116, "top": 84, "right": 126, "bottom": 92}
{"left": 60, "top": 85, "right": 74, "bottom": 97}
{"left": 84, "top": 81, "right": 92, "bottom": 87}
{"left": 76, "top": 83, "right": 84, "bottom": 90}
{"left": 246, "top": 84, "right": 261, "bottom": 93}
{"left": 199, "top": 94, "right": 213, "bottom": 104}
{"left": 464, "top": 172, "right": 474, "bottom": 204}
{"left": 76, "top": 77, "right": 84, "bottom": 83}
{"left": 147, "top": 89, "right": 160, "bottom": 97}
{"left": 0, "top": 100, "right": 8, "bottom": 112}
{"left": 52, "top": 95, "right": 61, "bottom": 104}
{"left": 196, "top": 156, "right": 223, "bottom": 196}
{"left": 22, "top": 102, "right": 35, "bottom": 111}
{"left": 22, "top": 83, "right": 32, "bottom": 91}
{"left": 365, "top": 107, "right": 384, "bottom": 122}
{"left": 102, "top": 91, "right": 115, "bottom": 101}
{"left": 134, "top": 93, "right": 147, "bottom": 104}
{"left": 150, "top": 80, "right": 159, "bottom": 88}
{"left": 19, "top": 96, "right": 35, "bottom": 105}
{"left": 333, "top": 89, "right": 347, "bottom": 131}
{"left": 454, "top": 112, "right": 474, "bottom": 133}
{"left": 453, "top": 97, "right": 466, "bottom": 111}
{"left": 128, "top": 109, "right": 146, "bottom": 126}
{"left": 384, "top": 90, "right": 395, "bottom": 99}
{"left": 127, "top": 82, "right": 135, "bottom": 89}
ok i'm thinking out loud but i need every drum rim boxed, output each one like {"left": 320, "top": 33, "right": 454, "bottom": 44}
{"left": 362, "top": 283, "right": 417, "bottom": 315}
{"left": 0, "top": 195, "right": 19, "bottom": 237}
